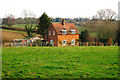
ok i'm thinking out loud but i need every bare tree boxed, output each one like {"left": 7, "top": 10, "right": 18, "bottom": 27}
{"left": 84, "top": 9, "right": 118, "bottom": 43}
{"left": 22, "top": 10, "right": 37, "bottom": 38}
{"left": 96, "top": 21, "right": 118, "bottom": 41}
{"left": 84, "top": 20, "right": 118, "bottom": 43}
{"left": 2, "top": 14, "right": 16, "bottom": 27}
{"left": 16, "top": 17, "right": 24, "bottom": 24}
{"left": 93, "top": 9, "right": 117, "bottom": 20}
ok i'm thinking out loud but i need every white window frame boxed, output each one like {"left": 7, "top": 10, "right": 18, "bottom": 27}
{"left": 53, "top": 31, "right": 55, "bottom": 35}
{"left": 61, "top": 30, "right": 67, "bottom": 34}
{"left": 71, "top": 31, "right": 75, "bottom": 34}
{"left": 63, "top": 40, "right": 66, "bottom": 46}
{"left": 49, "top": 31, "right": 51, "bottom": 35}
{"left": 70, "top": 30, "right": 76, "bottom": 34}
{"left": 71, "top": 39, "right": 75, "bottom": 45}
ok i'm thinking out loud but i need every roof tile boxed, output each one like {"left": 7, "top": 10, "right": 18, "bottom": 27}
{"left": 51, "top": 23, "right": 79, "bottom": 34}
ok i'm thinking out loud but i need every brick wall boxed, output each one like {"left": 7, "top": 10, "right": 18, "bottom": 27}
{"left": 47, "top": 26, "right": 58, "bottom": 46}
{"left": 58, "top": 34, "right": 79, "bottom": 47}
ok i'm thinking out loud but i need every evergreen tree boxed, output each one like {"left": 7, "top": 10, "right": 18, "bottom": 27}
{"left": 37, "top": 12, "right": 51, "bottom": 38}
{"left": 80, "top": 30, "right": 89, "bottom": 42}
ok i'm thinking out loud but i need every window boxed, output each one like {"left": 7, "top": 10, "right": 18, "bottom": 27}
{"left": 61, "top": 30, "right": 67, "bottom": 34}
{"left": 63, "top": 40, "right": 66, "bottom": 46}
{"left": 50, "top": 40, "right": 54, "bottom": 43}
{"left": 71, "top": 31, "right": 75, "bottom": 34}
{"left": 49, "top": 31, "right": 51, "bottom": 35}
{"left": 71, "top": 39, "right": 75, "bottom": 45}
{"left": 70, "top": 30, "right": 76, "bottom": 34}
{"left": 53, "top": 31, "right": 55, "bottom": 35}
{"left": 63, "top": 31, "right": 67, "bottom": 34}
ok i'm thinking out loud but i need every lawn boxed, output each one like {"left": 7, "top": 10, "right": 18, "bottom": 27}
{"left": 12, "top": 24, "right": 38, "bottom": 29}
{"left": 2, "top": 46, "right": 118, "bottom": 78}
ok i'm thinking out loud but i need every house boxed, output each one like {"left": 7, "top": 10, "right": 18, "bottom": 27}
{"left": 45, "top": 19, "right": 79, "bottom": 47}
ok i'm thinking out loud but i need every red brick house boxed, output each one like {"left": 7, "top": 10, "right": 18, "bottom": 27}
{"left": 44, "top": 19, "right": 79, "bottom": 47}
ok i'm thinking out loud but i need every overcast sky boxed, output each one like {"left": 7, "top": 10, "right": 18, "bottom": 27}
{"left": 0, "top": 0, "right": 119, "bottom": 18}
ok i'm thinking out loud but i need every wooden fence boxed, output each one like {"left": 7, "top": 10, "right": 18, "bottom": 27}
{"left": 2, "top": 42, "right": 118, "bottom": 47}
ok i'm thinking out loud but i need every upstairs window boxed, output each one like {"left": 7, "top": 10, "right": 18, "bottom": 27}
{"left": 71, "top": 31, "right": 75, "bottom": 34}
{"left": 61, "top": 30, "right": 67, "bottom": 34}
{"left": 63, "top": 31, "right": 67, "bottom": 34}
{"left": 49, "top": 31, "right": 51, "bottom": 35}
{"left": 70, "top": 30, "right": 76, "bottom": 34}
{"left": 53, "top": 31, "right": 55, "bottom": 35}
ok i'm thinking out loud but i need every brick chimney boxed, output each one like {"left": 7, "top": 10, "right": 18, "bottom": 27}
{"left": 62, "top": 19, "right": 65, "bottom": 25}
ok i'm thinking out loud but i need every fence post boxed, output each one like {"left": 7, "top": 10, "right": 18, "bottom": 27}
{"left": 86, "top": 42, "right": 88, "bottom": 46}
{"left": 30, "top": 43, "right": 32, "bottom": 47}
{"left": 80, "top": 42, "right": 82, "bottom": 46}
{"left": 41, "top": 42, "right": 42, "bottom": 46}
{"left": 110, "top": 43, "right": 112, "bottom": 46}
{"left": 99, "top": 42, "right": 101, "bottom": 46}
{"left": 95, "top": 42, "right": 98, "bottom": 46}
{"left": 4, "top": 43, "right": 7, "bottom": 47}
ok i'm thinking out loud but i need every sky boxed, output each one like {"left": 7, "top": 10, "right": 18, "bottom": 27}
{"left": 119, "top": 1, "right": 120, "bottom": 19}
{"left": 0, "top": 0, "right": 120, "bottom": 18}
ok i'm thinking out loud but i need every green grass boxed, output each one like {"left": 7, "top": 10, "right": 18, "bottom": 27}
{"left": 12, "top": 24, "right": 37, "bottom": 28}
{"left": 0, "top": 29, "right": 26, "bottom": 33}
{"left": 2, "top": 46, "right": 118, "bottom": 78}
{"left": 12, "top": 24, "right": 25, "bottom": 28}
{"left": 2, "top": 24, "right": 38, "bottom": 29}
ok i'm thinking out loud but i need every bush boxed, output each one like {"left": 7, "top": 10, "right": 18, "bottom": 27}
{"left": 80, "top": 29, "right": 89, "bottom": 42}
{"left": 46, "top": 43, "right": 52, "bottom": 46}
{"left": 99, "top": 38, "right": 109, "bottom": 44}
{"left": 33, "top": 40, "right": 42, "bottom": 46}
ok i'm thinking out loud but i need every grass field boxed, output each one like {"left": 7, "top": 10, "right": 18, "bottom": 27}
{"left": 2, "top": 46, "right": 118, "bottom": 78}
{"left": 12, "top": 24, "right": 25, "bottom": 28}
{"left": 12, "top": 24, "right": 38, "bottom": 29}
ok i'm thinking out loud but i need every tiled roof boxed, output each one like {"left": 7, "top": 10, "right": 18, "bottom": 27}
{"left": 51, "top": 23, "right": 79, "bottom": 34}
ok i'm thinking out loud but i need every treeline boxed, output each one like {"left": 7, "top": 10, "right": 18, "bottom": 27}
{"left": 2, "top": 16, "right": 39, "bottom": 27}
{"left": 51, "top": 17, "right": 89, "bottom": 26}
{"left": 2, "top": 16, "right": 89, "bottom": 27}
{"left": 79, "top": 20, "right": 118, "bottom": 45}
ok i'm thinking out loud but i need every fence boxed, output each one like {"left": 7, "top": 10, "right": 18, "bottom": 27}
{"left": 2, "top": 42, "right": 118, "bottom": 47}
{"left": 78, "top": 42, "right": 118, "bottom": 46}
{"left": 2, "top": 42, "right": 54, "bottom": 47}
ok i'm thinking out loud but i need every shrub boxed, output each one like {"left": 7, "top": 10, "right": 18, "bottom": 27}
{"left": 46, "top": 43, "right": 52, "bottom": 46}
{"left": 33, "top": 40, "right": 42, "bottom": 46}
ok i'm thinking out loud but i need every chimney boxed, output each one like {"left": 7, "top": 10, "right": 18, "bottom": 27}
{"left": 62, "top": 19, "right": 65, "bottom": 25}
